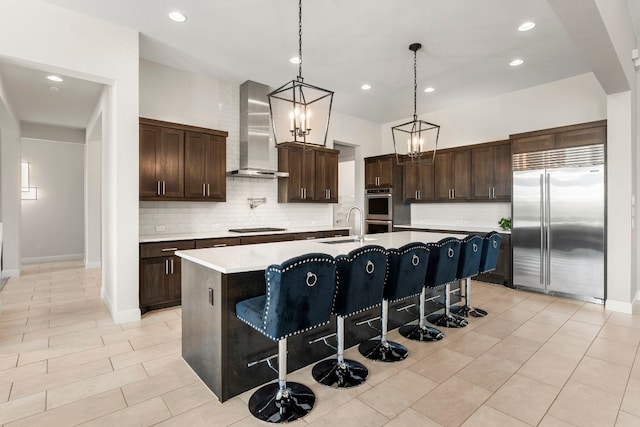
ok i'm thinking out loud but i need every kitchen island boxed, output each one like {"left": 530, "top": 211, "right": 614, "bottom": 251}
{"left": 176, "top": 230, "right": 466, "bottom": 402}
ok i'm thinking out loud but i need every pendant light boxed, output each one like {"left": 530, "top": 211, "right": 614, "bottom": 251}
{"left": 392, "top": 43, "right": 440, "bottom": 165}
{"left": 268, "top": 0, "right": 333, "bottom": 147}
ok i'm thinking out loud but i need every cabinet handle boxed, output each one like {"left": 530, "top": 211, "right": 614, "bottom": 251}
{"left": 492, "top": 187, "right": 495, "bottom": 199}
{"left": 202, "top": 183, "right": 206, "bottom": 197}
{"left": 165, "top": 259, "right": 169, "bottom": 275}
{"left": 306, "top": 236, "right": 317, "bottom": 240}
{"left": 418, "top": 190, "right": 421, "bottom": 200}
{"left": 161, "top": 247, "right": 178, "bottom": 252}
{"left": 170, "top": 259, "right": 174, "bottom": 275}
{"left": 489, "top": 186, "right": 492, "bottom": 198}
{"left": 415, "top": 190, "right": 419, "bottom": 200}
{"left": 303, "top": 188, "right": 306, "bottom": 199}
{"left": 213, "top": 243, "right": 227, "bottom": 247}
{"left": 452, "top": 189, "right": 455, "bottom": 199}
{"left": 207, "top": 183, "right": 210, "bottom": 196}
{"left": 162, "top": 181, "right": 166, "bottom": 195}
{"left": 300, "top": 188, "right": 304, "bottom": 199}
{"left": 157, "top": 181, "right": 161, "bottom": 196}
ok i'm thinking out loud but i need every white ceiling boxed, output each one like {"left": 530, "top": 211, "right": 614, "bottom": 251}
{"left": 1, "top": 0, "right": 638, "bottom": 129}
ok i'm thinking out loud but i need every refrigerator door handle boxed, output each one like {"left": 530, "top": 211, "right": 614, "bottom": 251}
{"left": 545, "top": 172, "right": 551, "bottom": 287}
{"left": 540, "top": 173, "right": 545, "bottom": 286}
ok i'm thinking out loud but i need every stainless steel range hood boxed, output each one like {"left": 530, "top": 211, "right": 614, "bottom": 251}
{"left": 227, "top": 80, "right": 289, "bottom": 178}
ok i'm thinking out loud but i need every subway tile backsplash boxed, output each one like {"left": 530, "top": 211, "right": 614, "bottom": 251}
{"left": 410, "top": 202, "right": 511, "bottom": 229}
{"left": 140, "top": 79, "right": 333, "bottom": 237}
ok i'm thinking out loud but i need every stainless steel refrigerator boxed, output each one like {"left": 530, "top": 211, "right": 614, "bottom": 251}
{"left": 512, "top": 145, "right": 605, "bottom": 302}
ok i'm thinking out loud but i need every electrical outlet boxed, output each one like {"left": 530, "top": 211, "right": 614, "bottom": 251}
{"left": 155, "top": 225, "right": 166, "bottom": 232}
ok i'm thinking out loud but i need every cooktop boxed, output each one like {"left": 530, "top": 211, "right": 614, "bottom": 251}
{"left": 228, "top": 227, "right": 287, "bottom": 233}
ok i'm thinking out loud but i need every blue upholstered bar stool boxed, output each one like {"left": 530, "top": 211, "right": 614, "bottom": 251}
{"left": 425, "top": 237, "right": 468, "bottom": 328}
{"left": 235, "top": 253, "right": 337, "bottom": 423}
{"left": 452, "top": 234, "right": 485, "bottom": 317}
{"left": 359, "top": 242, "right": 430, "bottom": 362}
{"left": 473, "top": 232, "right": 503, "bottom": 316}
{"left": 312, "top": 245, "right": 387, "bottom": 388}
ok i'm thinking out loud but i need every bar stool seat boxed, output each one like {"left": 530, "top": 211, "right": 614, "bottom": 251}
{"left": 312, "top": 245, "right": 387, "bottom": 387}
{"left": 235, "top": 253, "right": 336, "bottom": 423}
{"left": 359, "top": 242, "right": 429, "bottom": 362}
{"left": 451, "top": 234, "right": 485, "bottom": 318}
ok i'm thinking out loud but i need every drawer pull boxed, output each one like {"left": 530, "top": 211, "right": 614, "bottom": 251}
{"left": 161, "top": 247, "right": 178, "bottom": 252}
{"left": 213, "top": 244, "right": 227, "bottom": 247}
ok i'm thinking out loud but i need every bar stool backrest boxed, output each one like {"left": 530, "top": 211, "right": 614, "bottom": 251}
{"left": 457, "top": 234, "right": 485, "bottom": 279}
{"left": 333, "top": 245, "right": 388, "bottom": 317}
{"left": 425, "top": 237, "right": 462, "bottom": 287}
{"left": 385, "top": 242, "right": 430, "bottom": 302}
{"left": 263, "top": 253, "right": 337, "bottom": 340}
{"left": 479, "top": 231, "right": 502, "bottom": 273}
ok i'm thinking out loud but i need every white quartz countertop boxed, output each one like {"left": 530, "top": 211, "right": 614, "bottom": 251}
{"left": 176, "top": 230, "right": 468, "bottom": 274}
{"left": 139, "top": 225, "right": 352, "bottom": 243}
{"left": 394, "top": 224, "right": 510, "bottom": 234}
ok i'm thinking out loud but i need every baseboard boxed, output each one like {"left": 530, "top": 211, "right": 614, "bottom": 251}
{"left": 22, "top": 254, "right": 83, "bottom": 264}
{"left": 101, "top": 289, "right": 141, "bottom": 324}
{"left": 1, "top": 269, "right": 20, "bottom": 278}
{"left": 605, "top": 299, "right": 633, "bottom": 314}
{"left": 85, "top": 261, "right": 101, "bottom": 269}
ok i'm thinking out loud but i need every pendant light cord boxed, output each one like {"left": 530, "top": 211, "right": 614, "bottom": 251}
{"left": 298, "top": 0, "right": 303, "bottom": 80}
{"left": 413, "top": 47, "right": 418, "bottom": 121}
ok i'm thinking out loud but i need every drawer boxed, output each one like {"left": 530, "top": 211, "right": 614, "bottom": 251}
{"left": 323, "top": 229, "right": 350, "bottom": 238}
{"left": 294, "top": 232, "right": 325, "bottom": 241}
{"left": 240, "top": 234, "right": 295, "bottom": 245}
{"left": 195, "top": 237, "right": 241, "bottom": 249}
{"left": 140, "top": 240, "right": 195, "bottom": 258}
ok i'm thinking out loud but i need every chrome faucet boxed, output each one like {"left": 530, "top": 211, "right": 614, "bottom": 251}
{"left": 346, "top": 206, "right": 364, "bottom": 242}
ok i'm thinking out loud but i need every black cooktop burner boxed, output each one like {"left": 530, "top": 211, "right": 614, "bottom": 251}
{"left": 228, "top": 227, "right": 287, "bottom": 233}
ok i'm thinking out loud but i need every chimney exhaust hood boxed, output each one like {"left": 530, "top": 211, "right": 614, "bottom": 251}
{"left": 227, "top": 81, "right": 289, "bottom": 178}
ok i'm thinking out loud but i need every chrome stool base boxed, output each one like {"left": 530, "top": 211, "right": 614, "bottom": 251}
{"left": 358, "top": 340, "right": 408, "bottom": 362}
{"left": 311, "top": 358, "right": 368, "bottom": 388}
{"left": 399, "top": 324, "right": 444, "bottom": 341}
{"left": 452, "top": 305, "right": 488, "bottom": 318}
{"left": 427, "top": 313, "right": 468, "bottom": 328}
{"left": 248, "top": 382, "right": 315, "bottom": 423}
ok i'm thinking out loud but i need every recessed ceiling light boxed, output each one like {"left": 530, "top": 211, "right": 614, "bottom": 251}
{"left": 424, "top": 87, "right": 435, "bottom": 93}
{"left": 518, "top": 22, "right": 536, "bottom": 32}
{"left": 47, "top": 75, "right": 63, "bottom": 82}
{"left": 361, "top": 84, "right": 371, "bottom": 90}
{"left": 510, "top": 59, "right": 524, "bottom": 67}
{"left": 290, "top": 56, "right": 301, "bottom": 64}
{"left": 168, "top": 11, "right": 187, "bottom": 22}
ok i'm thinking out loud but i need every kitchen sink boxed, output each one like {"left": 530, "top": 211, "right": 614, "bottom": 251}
{"left": 228, "top": 227, "right": 287, "bottom": 233}
{"left": 320, "top": 237, "right": 376, "bottom": 244}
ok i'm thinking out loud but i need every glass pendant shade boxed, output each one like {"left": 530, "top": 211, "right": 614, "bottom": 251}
{"left": 269, "top": 77, "right": 333, "bottom": 147}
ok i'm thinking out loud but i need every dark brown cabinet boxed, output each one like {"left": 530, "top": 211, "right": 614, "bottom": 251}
{"left": 403, "top": 161, "right": 434, "bottom": 202}
{"left": 511, "top": 120, "right": 606, "bottom": 154}
{"left": 139, "top": 118, "right": 227, "bottom": 202}
{"left": 139, "top": 124, "right": 184, "bottom": 198}
{"left": 471, "top": 141, "right": 512, "bottom": 201}
{"left": 139, "top": 240, "right": 195, "bottom": 314}
{"left": 434, "top": 149, "right": 471, "bottom": 201}
{"left": 365, "top": 156, "right": 394, "bottom": 188}
{"left": 184, "top": 132, "right": 226, "bottom": 201}
{"left": 278, "top": 143, "right": 339, "bottom": 203}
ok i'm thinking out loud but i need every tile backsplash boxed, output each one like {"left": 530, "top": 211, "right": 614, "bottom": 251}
{"left": 411, "top": 202, "right": 511, "bottom": 229}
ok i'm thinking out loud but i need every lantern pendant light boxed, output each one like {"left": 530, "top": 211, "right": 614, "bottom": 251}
{"left": 268, "top": 0, "right": 334, "bottom": 147}
{"left": 392, "top": 43, "right": 440, "bottom": 165}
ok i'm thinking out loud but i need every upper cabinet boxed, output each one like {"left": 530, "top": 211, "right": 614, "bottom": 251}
{"left": 277, "top": 143, "right": 339, "bottom": 203}
{"left": 402, "top": 160, "right": 435, "bottom": 202}
{"left": 365, "top": 155, "right": 395, "bottom": 188}
{"left": 434, "top": 149, "right": 471, "bottom": 201}
{"left": 184, "top": 131, "right": 226, "bottom": 201}
{"left": 139, "top": 118, "right": 228, "bottom": 202}
{"left": 511, "top": 120, "right": 606, "bottom": 154}
{"left": 471, "top": 141, "right": 512, "bottom": 201}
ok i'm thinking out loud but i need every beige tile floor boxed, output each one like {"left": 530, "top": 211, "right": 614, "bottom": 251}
{"left": 1, "top": 261, "right": 640, "bottom": 426}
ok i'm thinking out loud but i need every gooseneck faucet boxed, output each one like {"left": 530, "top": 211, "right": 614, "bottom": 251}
{"left": 346, "top": 206, "right": 364, "bottom": 242}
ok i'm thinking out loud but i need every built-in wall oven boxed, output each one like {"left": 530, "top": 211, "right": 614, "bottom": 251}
{"left": 365, "top": 219, "right": 393, "bottom": 234}
{"left": 365, "top": 188, "right": 393, "bottom": 234}
{"left": 365, "top": 188, "right": 393, "bottom": 220}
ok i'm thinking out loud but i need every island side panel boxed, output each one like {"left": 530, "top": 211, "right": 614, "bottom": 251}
{"left": 181, "top": 260, "right": 224, "bottom": 399}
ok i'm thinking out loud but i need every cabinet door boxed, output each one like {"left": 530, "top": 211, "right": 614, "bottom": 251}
{"left": 184, "top": 132, "right": 208, "bottom": 198}
{"left": 451, "top": 150, "right": 471, "bottom": 200}
{"left": 168, "top": 256, "right": 182, "bottom": 301}
{"left": 402, "top": 163, "right": 421, "bottom": 202}
{"left": 434, "top": 152, "right": 453, "bottom": 200}
{"left": 206, "top": 135, "right": 226, "bottom": 201}
{"left": 418, "top": 162, "right": 435, "bottom": 201}
{"left": 364, "top": 158, "right": 379, "bottom": 188}
{"left": 314, "top": 150, "right": 338, "bottom": 202}
{"left": 158, "top": 128, "right": 184, "bottom": 198}
{"left": 378, "top": 157, "right": 394, "bottom": 187}
{"left": 492, "top": 143, "right": 512, "bottom": 200}
{"left": 287, "top": 147, "right": 315, "bottom": 201}
{"left": 140, "top": 257, "right": 172, "bottom": 306}
{"left": 471, "top": 146, "right": 494, "bottom": 200}
{"left": 140, "top": 125, "right": 161, "bottom": 198}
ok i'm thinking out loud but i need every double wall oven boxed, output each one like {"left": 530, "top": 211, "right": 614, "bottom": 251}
{"left": 365, "top": 188, "right": 393, "bottom": 233}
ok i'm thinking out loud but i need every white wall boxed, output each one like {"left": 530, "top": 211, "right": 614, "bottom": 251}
{"left": 21, "top": 138, "right": 84, "bottom": 263}
{"left": 0, "top": 0, "right": 140, "bottom": 323}
{"left": 84, "top": 111, "right": 102, "bottom": 269}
